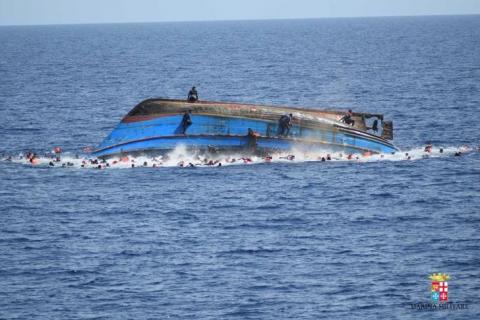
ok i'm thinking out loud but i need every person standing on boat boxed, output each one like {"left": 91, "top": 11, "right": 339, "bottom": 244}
{"left": 181, "top": 110, "right": 193, "bottom": 134}
{"left": 187, "top": 86, "right": 198, "bottom": 102}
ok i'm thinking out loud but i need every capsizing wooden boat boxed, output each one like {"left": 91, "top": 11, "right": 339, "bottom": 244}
{"left": 92, "top": 98, "right": 398, "bottom": 158}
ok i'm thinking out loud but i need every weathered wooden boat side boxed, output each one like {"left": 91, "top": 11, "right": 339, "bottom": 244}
{"left": 93, "top": 98, "right": 398, "bottom": 158}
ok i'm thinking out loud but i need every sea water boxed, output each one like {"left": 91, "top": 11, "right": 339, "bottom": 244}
{"left": 0, "top": 16, "right": 479, "bottom": 319}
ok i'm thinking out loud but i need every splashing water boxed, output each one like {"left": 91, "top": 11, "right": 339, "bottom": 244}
{"left": 1, "top": 144, "right": 476, "bottom": 170}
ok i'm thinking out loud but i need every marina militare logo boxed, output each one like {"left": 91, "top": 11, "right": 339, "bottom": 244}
{"left": 409, "top": 273, "right": 468, "bottom": 310}
{"left": 430, "top": 273, "right": 449, "bottom": 302}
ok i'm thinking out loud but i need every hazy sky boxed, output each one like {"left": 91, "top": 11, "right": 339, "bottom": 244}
{"left": 1, "top": 0, "right": 479, "bottom": 26}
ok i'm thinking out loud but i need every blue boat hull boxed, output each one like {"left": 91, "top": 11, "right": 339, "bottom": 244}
{"left": 93, "top": 112, "right": 398, "bottom": 158}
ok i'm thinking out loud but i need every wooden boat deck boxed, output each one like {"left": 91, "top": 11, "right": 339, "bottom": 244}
{"left": 124, "top": 98, "right": 388, "bottom": 135}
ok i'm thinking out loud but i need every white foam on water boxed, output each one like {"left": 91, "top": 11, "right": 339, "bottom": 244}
{"left": 1, "top": 145, "right": 476, "bottom": 170}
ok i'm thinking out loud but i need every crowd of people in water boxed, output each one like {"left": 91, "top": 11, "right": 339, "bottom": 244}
{"left": 1, "top": 144, "right": 475, "bottom": 170}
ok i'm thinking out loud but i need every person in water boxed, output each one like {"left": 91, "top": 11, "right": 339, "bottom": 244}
{"left": 181, "top": 110, "right": 193, "bottom": 134}
{"left": 278, "top": 113, "right": 293, "bottom": 136}
{"left": 187, "top": 86, "right": 198, "bottom": 102}
{"left": 340, "top": 109, "right": 355, "bottom": 126}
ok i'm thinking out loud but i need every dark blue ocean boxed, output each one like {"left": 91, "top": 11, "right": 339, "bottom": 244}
{"left": 1, "top": 16, "right": 480, "bottom": 319}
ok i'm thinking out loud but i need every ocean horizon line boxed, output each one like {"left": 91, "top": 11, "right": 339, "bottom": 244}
{"left": 0, "top": 12, "right": 479, "bottom": 28}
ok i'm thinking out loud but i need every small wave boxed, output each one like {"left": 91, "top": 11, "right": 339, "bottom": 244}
{"left": 1, "top": 144, "right": 477, "bottom": 170}
{"left": 117, "top": 249, "right": 152, "bottom": 257}
{"left": 217, "top": 247, "right": 283, "bottom": 256}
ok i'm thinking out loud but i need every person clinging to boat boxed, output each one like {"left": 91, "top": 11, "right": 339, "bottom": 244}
{"left": 368, "top": 119, "right": 379, "bottom": 133}
{"left": 187, "top": 86, "right": 198, "bottom": 102}
{"left": 278, "top": 113, "right": 293, "bottom": 136}
{"left": 181, "top": 110, "right": 193, "bottom": 134}
{"left": 247, "top": 128, "right": 259, "bottom": 150}
{"left": 340, "top": 109, "right": 355, "bottom": 126}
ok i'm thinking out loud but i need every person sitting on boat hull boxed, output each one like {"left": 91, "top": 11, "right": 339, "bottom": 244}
{"left": 278, "top": 114, "right": 293, "bottom": 136}
{"left": 187, "top": 86, "right": 198, "bottom": 102}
